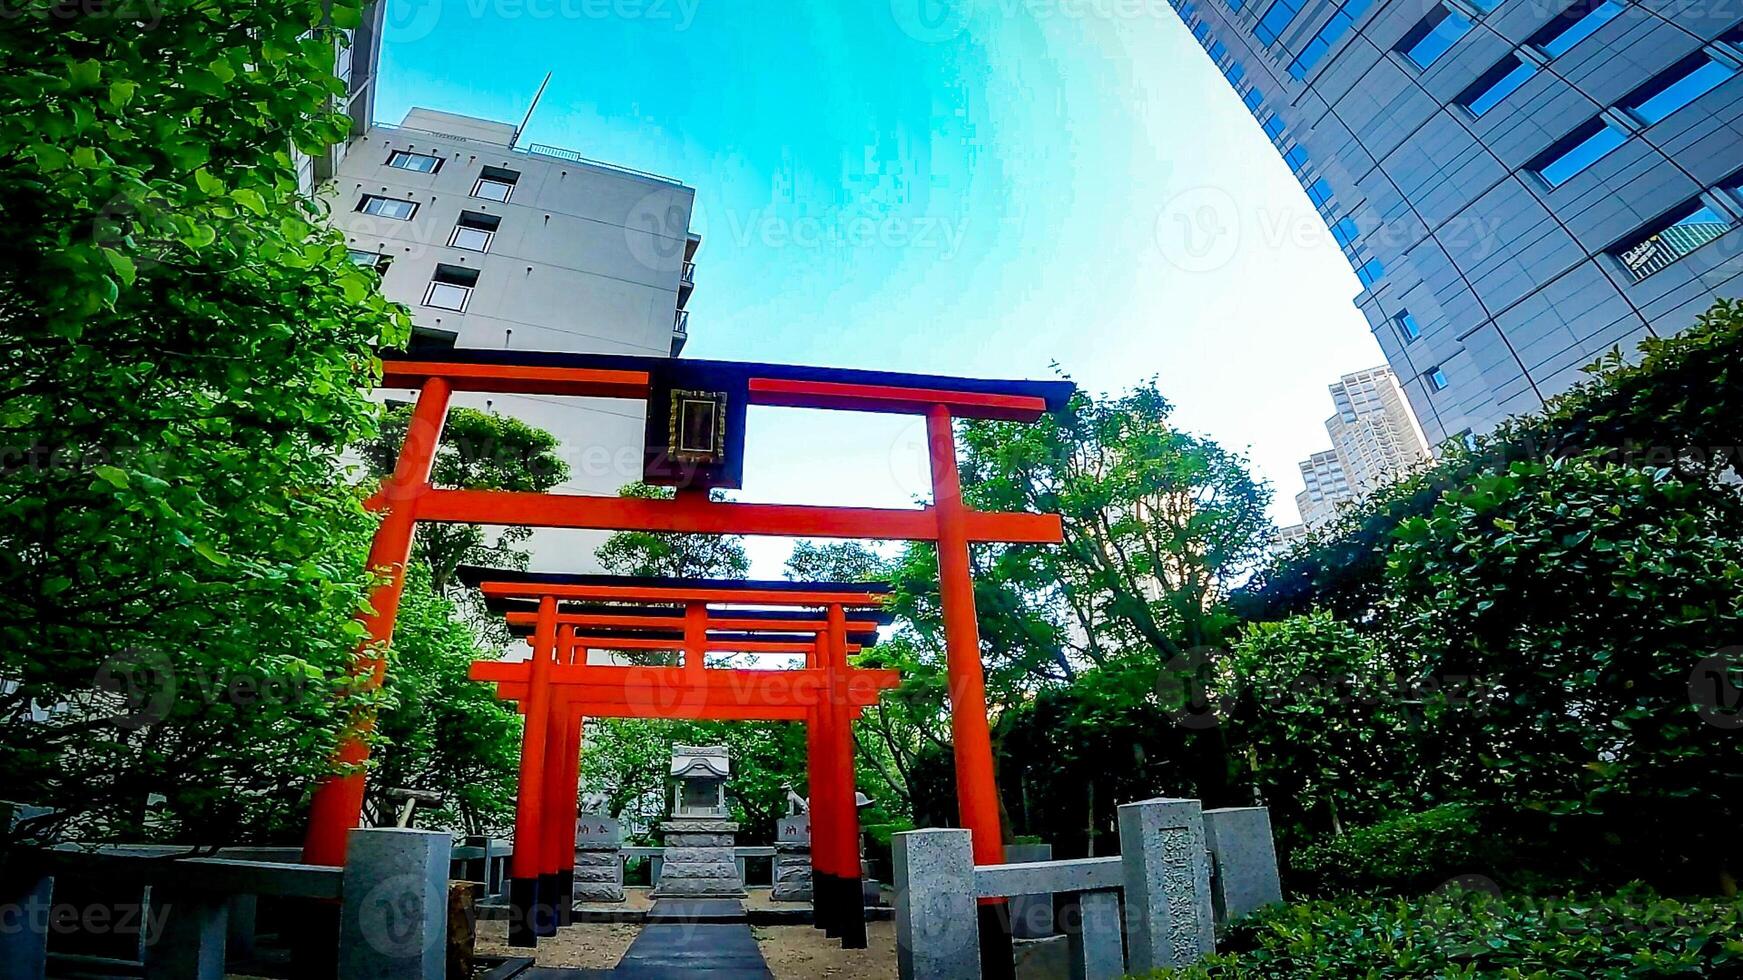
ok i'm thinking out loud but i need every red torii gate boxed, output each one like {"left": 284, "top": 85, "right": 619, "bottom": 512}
{"left": 463, "top": 570, "right": 897, "bottom": 946}
{"left": 301, "top": 347, "right": 1072, "bottom": 973}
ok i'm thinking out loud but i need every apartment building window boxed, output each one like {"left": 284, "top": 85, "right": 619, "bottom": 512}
{"left": 1529, "top": 0, "right": 1623, "bottom": 59}
{"left": 1306, "top": 177, "right": 1335, "bottom": 209}
{"left": 1425, "top": 366, "right": 1450, "bottom": 391}
{"left": 1284, "top": 146, "right": 1310, "bottom": 174}
{"left": 424, "top": 264, "right": 479, "bottom": 311}
{"left": 1223, "top": 0, "right": 1241, "bottom": 11}
{"left": 1620, "top": 54, "right": 1736, "bottom": 125}
{"left": 346, "top": 249, "right": 392, "bottom": 275}
{"left": 472, "top": 166, "right": 520, "bottom": 203}
{"left": 1395, "top": 310, "right": 1422, "bottom": 342}
{"left": 357, "top": 195, "right": 417, "bottom": 220}
{"left": 1356, "top": 257, "right": 1385, "bottom": 288}
{"left": 1455, "top": 428, "right": 1478, "bottom": 450}
{"left": 1242, "top": 88, "right": 1264, "bottom": 114}
{"left": 1610, "top": 200, "right": 1732, "bottom": 281}
{"left": 1210, "top": 40, "right": 1228, "bottom": 63}
{"left": 449, "top": 211, "right": 501, "bottom": 252}
{"left": 1226, "top": 61, "right": 1246, "bottom": 83}
{"left": 1457, "top": 55, "right": 1539, "bottom": 116}
{"left": 1331, "top": 216, "right": 1359, "bottom": 247}
{"left": 1253, "top": 0, "right": 1306, "bottom": 46}
{"left": 1529, "top": 117, "right": 1627, "bottom": 186}
{"left": 1287, "top": 0, "right": 1375, "bottom": 79}
{"left": 1193, "top": 21, "right": 1212, "bottom": 44}
{"left": 386, "top": 150, "right": 442, "bottom": 174}
{"left": 1397, "top": 6, "right": 1473, "bottom": 69}
{"left": 1263, "top": 114, "right": 1287, "bottom": 141}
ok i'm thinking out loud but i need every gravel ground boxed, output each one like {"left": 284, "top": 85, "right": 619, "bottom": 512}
{"left": 754, "top": 920, "right": 898, "bottom": 979}
{"left": 473, "top": 918, "right": 641, "bottom": 969}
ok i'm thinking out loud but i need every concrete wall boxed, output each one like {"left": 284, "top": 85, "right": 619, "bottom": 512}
{"left": 1172, "top": 0, "right": 1743, "bottom": 447}
{"left": 324, "top": 110, "right": 698, "bottom": 571}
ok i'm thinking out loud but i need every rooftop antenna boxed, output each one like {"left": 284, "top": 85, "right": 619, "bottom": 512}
{"left": 510, "top": 72, "right": 553, "bottom": 150}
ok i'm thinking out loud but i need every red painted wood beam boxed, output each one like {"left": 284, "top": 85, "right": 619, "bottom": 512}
{"left": 379, "top": 360, "right": 650, "bottom": 398}
{"left": 747, "top": 377, "right": 1049, "bottom": 422}
{"left": 415, "top": 489, "right": 1063, "bottom": 545}
{"left": 472, "top": 662, "right": 900, "bottom": 702}
{"left": 503, "top": 612, "right": 884, "bottom": 634}
{"left": 479, "top": 579, "right": 890, "bottom": 607}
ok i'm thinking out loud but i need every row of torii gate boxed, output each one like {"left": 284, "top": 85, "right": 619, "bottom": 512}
{"left": 298, "top": 346, "right": 1073, "bottom": 975}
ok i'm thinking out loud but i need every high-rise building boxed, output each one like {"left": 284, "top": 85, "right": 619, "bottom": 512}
{"left": 1325, "top": 365, "right": 1430, "bottom": 493}
{"left": 1169, "top": 0, "right": 1743, "bottom": 447}
{"left": 1291, "top": 366, "right": 1429, "bottom": 527}
{"left": 1295, "top": 448, "right": 1357, "bottom": 528}
{"left": 323, "top": 106, "right": 701, "bottom": 570}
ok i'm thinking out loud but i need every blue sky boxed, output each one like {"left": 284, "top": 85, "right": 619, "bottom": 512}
{"left": 374, "top": 0, "right": 1385, "bottom": 574}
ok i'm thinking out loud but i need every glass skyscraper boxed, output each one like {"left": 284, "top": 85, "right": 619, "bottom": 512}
{"left": 1171, "top": 0, "right": 1743, "bottom": 445}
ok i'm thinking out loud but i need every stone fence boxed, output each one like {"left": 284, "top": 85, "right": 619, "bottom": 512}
{"left": 2, "top": 822, "right": 453, "bottom": 980}
{"left": 893, "top": 799, "right": 1281, "bottom": 980}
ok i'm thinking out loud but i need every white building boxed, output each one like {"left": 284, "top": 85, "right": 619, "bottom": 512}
{"left": 1292, "top": 367, "right": 1429, "bottom": 530}
{"left": 323, "top": 107, "right": 701, "bottom": 571}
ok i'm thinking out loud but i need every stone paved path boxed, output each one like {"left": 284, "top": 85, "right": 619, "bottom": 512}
{"left": 524, "top": 900, "right": 773, "bottom": 980}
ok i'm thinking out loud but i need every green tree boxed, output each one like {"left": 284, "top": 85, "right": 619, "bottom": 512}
{"left": 594, "top": 482, "right": 748, "bottom": 579}
{"left": 0, "top": 0, "right": 406, "bottom": 844}
{"left": 960, "top": 380, "right": 1274, "bottom": 660}
{"left": 361, "top": 404, "right": 570, "bottom": 592}
{"left": 368, "top": 562, "right": 520, "bottom": 834}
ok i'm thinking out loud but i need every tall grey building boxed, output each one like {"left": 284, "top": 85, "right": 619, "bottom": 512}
{"left": 323, "top": 107, "right": 700, "bottom": 570}
{"left": 1170, "top": 0, "right": 1743, "bottom": 446}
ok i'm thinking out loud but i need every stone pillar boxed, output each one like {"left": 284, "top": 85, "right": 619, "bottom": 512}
{"left": 1004, "top": 842, "right": 1054, "bottom": 939}
{"left": 338, "top": 828, "right": 449, "bottom": 980}
{"left": 144, "top": 890, "right": 229, "bottom": 980}
{"left": 1203, "top": 807, "right": 1282, "bottom": 926}
{"left": 1066, "top": 890, "right": 1125, "bottom": 980}
{"left": 651, "top": 818, "right": 746, "bottom": 898}
{"left": 0, "top": 803, "right": 53, "bottom": 980}
{"left": 572, "top": 814, "right": 625, "bottom": 904}
{"left": 225, "top": 894, "right": 258, "bottom": 962}
{"left": 771, "top": 815, "right": 812, "bottom": 902}
{"left": 1117, "top": 797, "right": 1214, "bottom": 973}
{"left": 892, "top": 829, "right": 979, "bottom": 980}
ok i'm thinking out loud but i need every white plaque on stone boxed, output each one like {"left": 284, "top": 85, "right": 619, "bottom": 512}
{"left": 777, "top": 815, "right": 811, "bottom": 843}
{"left": 575, "top": 813, "right": 622, "bottom": 848}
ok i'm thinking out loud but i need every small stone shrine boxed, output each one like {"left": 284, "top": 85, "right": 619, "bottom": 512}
{"left": 572, "top": 812, "right": 625, "bottom": 903}
{"left": 651, "top": 744, "right": 746, "bottom": 898}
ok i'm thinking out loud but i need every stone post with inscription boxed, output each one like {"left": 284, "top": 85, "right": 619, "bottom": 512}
{"left": 1118, "top": 797, "right": 1216, "bottom": 973}
{"left": 572, "top": 813, "right": 625, "bottom": 904}
{"left": 771, "top": 814, "right": 812, "bottom": 902}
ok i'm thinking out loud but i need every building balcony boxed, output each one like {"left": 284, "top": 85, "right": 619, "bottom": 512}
{"left": 679, "top": 260, "right": 696, "bottom": 304}
{"left": 671, "top": 308, "right": 689, "bottom": 356}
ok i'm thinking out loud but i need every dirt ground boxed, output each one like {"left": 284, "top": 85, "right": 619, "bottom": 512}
{"left": 754, "top": 920, "right": 899, "bottom": 979}
{"left": 474, "top": 918, "right": 641, "bottom": 969}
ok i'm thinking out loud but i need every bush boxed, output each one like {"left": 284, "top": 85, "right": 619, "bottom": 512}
{"left": 1146, "top": 887, "right": 1743, "bottom": 978}
{"left": 1288, "top": 804, "right": 1488, "bottom": 897}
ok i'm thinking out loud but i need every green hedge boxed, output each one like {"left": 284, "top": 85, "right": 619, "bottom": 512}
{"left": 1143, "top": 887, "right": 1743, "bottom": 978}
{"left": 1288, "top": 804, "right": 1488, "bottom": 897}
